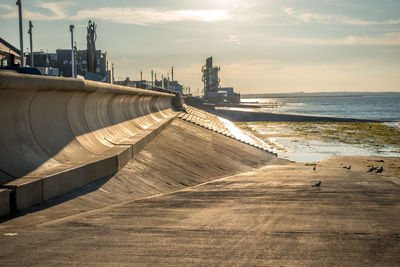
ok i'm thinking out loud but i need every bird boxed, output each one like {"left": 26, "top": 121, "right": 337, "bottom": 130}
{"left": 313, "top": 165, "right": 316, "bottom": 171}
{"left": 376, "top": 166, "right": 384, "bottom": 173}
{"left": 367, "top": 165, "right": 375, "bottom": 172}
{"left": 343, "top": 165, "right": 351, "bottom": 170}
{"left": 312, "top": 181, "right": 322, "bottom": 187}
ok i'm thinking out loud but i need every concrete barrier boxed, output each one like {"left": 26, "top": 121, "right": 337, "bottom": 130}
{"left": 4, "top": 178, "right": 43, "bottom": 211}
{"left": 0, "top": 71, "right": 178, "bottom": 215}
{"left": 0, "top": 189, "right": 10, "bottom": 217}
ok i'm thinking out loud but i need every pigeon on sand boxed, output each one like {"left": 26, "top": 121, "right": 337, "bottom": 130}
{"left": 367, "top": 165, "right": 376, "bottom": 172}
{"left": 312, "top": 181, "right": 322, "bottom": 187}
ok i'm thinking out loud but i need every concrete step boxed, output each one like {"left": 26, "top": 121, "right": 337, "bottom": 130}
{"left": 180, "top": 105, "right": 277, "bottom": 155}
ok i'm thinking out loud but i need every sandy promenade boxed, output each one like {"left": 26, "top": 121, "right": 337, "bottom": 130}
{"left": 0, "top": 119, "right": 399, "bottom": 266}
{"left": 0, "top": 155, "right": 399, "bottom": 266}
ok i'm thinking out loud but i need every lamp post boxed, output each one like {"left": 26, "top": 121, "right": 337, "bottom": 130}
{"left": 16, "top": 0, "right": 24, "bottom": 67}
{"left": 112, "top": 63, "right": 115, "bottom": 84}
{"left": 28, "top": 20, "right": 33, "bottom": 67}
{"left": 151, "top": 70, "right": 154, "bottom": 89}
{"left": 74, "top": 41, "right": 77, "bottom": 77}
{"left": 69, "top": 25, "right": 75, "bottom": 78}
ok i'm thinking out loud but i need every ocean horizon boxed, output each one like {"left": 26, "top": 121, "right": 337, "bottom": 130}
{"left": 241, "top": 92, "right": 400, "bottom": 122}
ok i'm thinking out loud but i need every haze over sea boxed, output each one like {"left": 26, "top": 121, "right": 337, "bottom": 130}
{"left": 242, "top": 92, "right": 400, "bottom": 122}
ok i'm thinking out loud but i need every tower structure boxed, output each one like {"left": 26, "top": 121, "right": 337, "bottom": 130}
{"left": 86, "top": 20, "right": 97, "bottom": 73}
{"left": 201, "top": 57, "right": 220, "bottom": 94}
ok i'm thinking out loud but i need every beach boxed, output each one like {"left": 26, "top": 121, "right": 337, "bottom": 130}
{"left": 236, "top": 121, "right": 400, "bottom": 162}
{"left": 207, "top": 107, "right": 377, "bottom": 122}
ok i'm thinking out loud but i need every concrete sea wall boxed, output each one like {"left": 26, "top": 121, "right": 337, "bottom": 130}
{"left": 0, "top": 71, "right": 178, "bottom": 216}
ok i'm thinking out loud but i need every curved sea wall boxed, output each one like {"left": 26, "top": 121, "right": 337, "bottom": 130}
{"left": 0, "top": 71, "right": 178, "bottom": 215}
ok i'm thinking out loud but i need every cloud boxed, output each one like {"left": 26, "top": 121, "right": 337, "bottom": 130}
{"left": 227, "top": 34, "right": 241, "bottom": 46}
{"left": 0, "top": 3, "right": 14, "bottom": 11}
{"left": 274, "top": 32, "right": 400, "bottom": 46}
{"left": 0, "top": 3, "right": 16, "bottom": 19}
{"left": 72, "top": 7, "right": 230, "bottom": 25}
{"left": 0, "top": 3, "right": 229, "bottom": 25}
{"left": 283, "top": 8, "right": 400, "bottom": 25}
{"left": 227, "top": 0, "right": 272, "bottom": 22}
{"left": 0, "top": 2, "right": 71, "bottom": 20}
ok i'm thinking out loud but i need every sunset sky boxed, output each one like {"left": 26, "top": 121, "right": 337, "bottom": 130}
{"left": 1, "top": 0, "right": 399, "bottom": 93}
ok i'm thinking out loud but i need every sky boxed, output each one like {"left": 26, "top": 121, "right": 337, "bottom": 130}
{"left": 1, "top": 0, "right": 399, "bottom": 94}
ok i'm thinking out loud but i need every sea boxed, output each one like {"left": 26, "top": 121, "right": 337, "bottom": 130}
{"left": 241, "top": 92, "right": 400, "bottom": 122}
{"left": 237, "top": 92, "right": 400, "bottom": 161}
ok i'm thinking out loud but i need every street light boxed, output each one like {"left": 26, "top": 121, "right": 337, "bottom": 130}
{"left": 16, "top": 0, "right": 24, "bottom": 67}
{"left": 69, "top": 25, "right": 75, "bottom": 78}
{"left": 112, "top": 63, "right": 115, "bottom": 84}
{"left": 28, "top": 20, "right": 33, "bottom": 67}
{"left": 151, "top": 70, "right": 154, "bottom": 89}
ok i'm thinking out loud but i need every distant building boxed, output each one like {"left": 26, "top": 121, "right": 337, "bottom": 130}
{"left": 116, "top": 77, "right": 184, "bottom": 94}
{"left": 171, "top": 81, "right": 183, "bottom": 94}
{"left": 75, "top": 49, "right": 111, "bottom": 79}
{"left": 57, "top": 49, "right": 111, "bottom": 78}
{"left": 206, "top": 91, "right": 228, "bottom": 103}
{"left": 25, "top": 51, "right": 59, "bottom": 76}
{"left": 54, "top": 49, "right": 72, "bottom": 77}
{"left": 0, "top": 37, "right": 24, "bottom": 67}
{"left": 202, "top": 57, "right": 220, "bottom": 94}
{"left": 25, "top": 48, "right": 112, "bottom": 81}
{"left": 202, "top": 57, "right": 240, "bottom": 103}
{"left": 115, "top": 77, "right": 146, "bottom": 89}
{"left": 154, "top": 79, "right": 162, "bottom": 88}
{"left": 36, "top": 67, "right": 59, "bottom": 76}
{"left": 26, "top": 51, "right": 57, "bottom": 67}
{"left": 219, "top": 87, "right": 240, "bottom": 103}
{"left": 160, "top": 78, "right": 183, "bottom": 94}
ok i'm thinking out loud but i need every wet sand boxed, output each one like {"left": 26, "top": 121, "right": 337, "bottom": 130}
{"left": 236, "top": 121, "right": 400, "bottom": 161}
{"left": 206, "top": 107, "right": 377, "bottom": 122}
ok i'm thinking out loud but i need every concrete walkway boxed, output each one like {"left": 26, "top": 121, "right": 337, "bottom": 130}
{"left": 0, "top": 154, "right": 399, "bottom": 266}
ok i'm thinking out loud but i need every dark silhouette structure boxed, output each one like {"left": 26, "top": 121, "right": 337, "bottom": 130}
{"left": 86, "top": 20, "right": 97, "bottom": 73}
